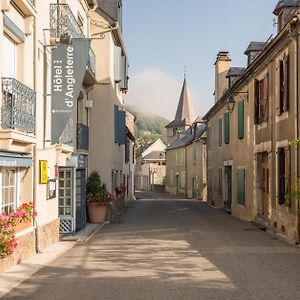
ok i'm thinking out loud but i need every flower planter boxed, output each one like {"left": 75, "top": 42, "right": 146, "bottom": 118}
{"left": 14, "top": 222, "right": 32, "bottom": 234}
{"left": 87, "top": 203, "right": 107, "bottom": 223}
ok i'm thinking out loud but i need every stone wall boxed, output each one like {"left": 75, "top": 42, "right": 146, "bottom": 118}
{"left": 36, "top": 218, "right": 59, "bottom": 252}
{"left": 0, "top": 229, "right": 35, "bottom": 273}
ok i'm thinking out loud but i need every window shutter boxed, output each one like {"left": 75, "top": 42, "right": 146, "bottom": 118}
{"left": 118, "top": 110, "right": 126, "bottom": 145}
{"left": 278, "top": 147, "right": 286, "bottom": 205}
{"left": 278, "top": 60, "right": 284, "bottom": 116}
{"left": 264, "top": 75, "right": 269, "bottom": 122}
{"left": 283, "top": 55, "right": 290, "bottom": 112}
{"left": 237, "top": 169, "right": 246, "bottom": 205}
{"left": 114, "top": 46, "right": 122, "bottom": 83}
{"left": 238, "top": 101, "right": 244, "bottom": 139}
{"left": 285, "top": 146, "right": 291, "bottom": 204}
{"left": 224, "top": 112, "right": 230, "bottom": 144}
{"left": 114, "top": 105, "right": 118, "bottom": 143}
{"left": 254, "top": 79, "right": 260, "bottom": 124}
{"left": 219, "top": 118, "right": 222, "bottom": 146}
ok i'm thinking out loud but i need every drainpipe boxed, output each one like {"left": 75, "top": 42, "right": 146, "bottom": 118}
{"left": 32, "top": 16, "right": 41, "bottom": 253}
{"left": 294, "top": 31, "right": 299, "bottom": 244}
{"left": 291, "top": 17, "right": 299, "bottom": 244}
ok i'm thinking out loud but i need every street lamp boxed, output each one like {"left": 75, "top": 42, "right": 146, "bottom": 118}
{"left": 227, "top": 96, "right": 235, "bottom": 113}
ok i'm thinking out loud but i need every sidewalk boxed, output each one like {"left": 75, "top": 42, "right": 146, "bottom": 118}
{"left": 0, "top": 222, "right": 106, "bottom": 299}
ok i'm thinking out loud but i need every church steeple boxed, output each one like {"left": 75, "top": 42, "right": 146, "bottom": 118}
{"left": 165, "top": 75, "right": 193, "bottom": 145}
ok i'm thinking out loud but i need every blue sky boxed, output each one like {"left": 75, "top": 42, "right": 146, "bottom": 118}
{"left": 123, "top": 0, "right": 277, "bottom": 120}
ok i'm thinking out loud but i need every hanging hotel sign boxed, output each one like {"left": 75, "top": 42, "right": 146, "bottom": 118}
{"left": 39, "top": 160, "right": 48, "bottom": 184}
{"left": 51, "top": 38, "right": 90, "bottom": 144}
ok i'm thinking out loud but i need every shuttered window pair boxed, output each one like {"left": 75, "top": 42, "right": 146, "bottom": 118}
{"left": 277, "top": 55, "right": 290, "bottom": 115}
{"left": 278, "top": 147, "right": 291, "bottom": 205}
{"left": 254, "top": 75, "right": 269, "bottom": 124}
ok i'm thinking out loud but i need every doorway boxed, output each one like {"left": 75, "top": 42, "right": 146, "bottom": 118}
{"left": 76, "top": 169, "right": 86, "bottom": 231}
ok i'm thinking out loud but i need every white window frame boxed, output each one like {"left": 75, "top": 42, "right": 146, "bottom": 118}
{"left": 0, "top": 168, "right": 20, "bottom": 214}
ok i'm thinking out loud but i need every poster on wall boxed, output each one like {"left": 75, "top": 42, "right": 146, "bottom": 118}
{"left": 39, "top": 160, "right": 48, "bottom": 184}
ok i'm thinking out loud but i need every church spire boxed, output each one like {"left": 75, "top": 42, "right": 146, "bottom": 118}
{"left": 165, "top": 74, "right": 193, "bottom": 129}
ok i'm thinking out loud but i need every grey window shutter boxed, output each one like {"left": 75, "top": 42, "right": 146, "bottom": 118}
{"left": 118, "top": 110, "right": 126, "bottom": 145}
{"left": 114, "top": 105, "right": 118, "bottom": 143}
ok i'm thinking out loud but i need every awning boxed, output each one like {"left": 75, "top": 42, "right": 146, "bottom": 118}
{"left": 0, "top": 152, "right": 32, "bottom": 168}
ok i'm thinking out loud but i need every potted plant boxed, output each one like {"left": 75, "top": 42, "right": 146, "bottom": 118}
{"left": 86, "top": 172, "right": 110, "bottom": 223}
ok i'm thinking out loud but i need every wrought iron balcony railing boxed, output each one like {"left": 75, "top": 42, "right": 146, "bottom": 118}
{"left": 77, "top": 123, "right": 89, "bottom": 151}
{"left": 50, "top": 4, "right": 84, "bottom": 39}
{"left": 1, "top": 78, "right": 36, "bottom": 134}
{"left": 87, "top": 48, "right": 96, "bottom": 75}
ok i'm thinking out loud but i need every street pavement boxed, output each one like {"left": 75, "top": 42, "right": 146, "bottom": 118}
{"left": 4, "top": 191, "right": 300, "bottom": 300}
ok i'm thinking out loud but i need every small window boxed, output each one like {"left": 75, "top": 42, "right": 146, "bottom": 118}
{"left": 0, "top": 169, "right": 17, "bottom": 214}
{"left": 277, "top": 55, "right": 290, "bottom": 116}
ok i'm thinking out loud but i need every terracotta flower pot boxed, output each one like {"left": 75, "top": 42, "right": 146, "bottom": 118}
{"left": 87, "top": 203, "right": 107, "bottom": 224}
{"left": 14, "top": 222, "right": 32, "bottom": 233}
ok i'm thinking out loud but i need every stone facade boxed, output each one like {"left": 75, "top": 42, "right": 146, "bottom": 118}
{"left": 204, "top": 2, "right": 300, "bottom": 244}
{"left": 36, "top": 219, "right": 60, "bottom": 252}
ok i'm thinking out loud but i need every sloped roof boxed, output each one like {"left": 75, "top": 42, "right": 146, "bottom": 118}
{"left": 226, "top": 67, "right": 245, "bottom": 78}
{"left": 167, "top": 123, "right": 207, "bottom": 150}
{"left": 144, "top": 151, "right": 165, "bottom": 161}
{"left": 273, "top": 0, "right": 300, "bottom": 15}
{"left": 244, "top": 42, "right": 266, "bottom": 55}
{"left": 165, "top": 79, "right": 192, "bottom": 128}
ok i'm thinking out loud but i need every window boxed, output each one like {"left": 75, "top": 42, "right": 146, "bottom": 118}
{"left": 254, "top": 75, "right": 269, "bottom": 124}
{"left": 224, "top": 112, "right": 230, "bottom": 144}
{"left": 278, "top": 147, "right": 291, "bottom": 205}
{"left": 170, "top": 170, "right": 174, "bottom": 186}
{"left": 192, "top": 147, "right": 197, "bottom": 165}
{"left": 277, "top": 55, "right": 290, "bottom": 116}
{"left": 3, "top": 34, "right": 17, "bottom": 78}
{"left": 237, "top": 169, "right": 246, "bottom": 205}
{"left": 0, "top": 169, "right": 18, "bottom": 214}
{"left": 180, "top": 171, "right": 186, "bottom": 189}
{"left": 218, "top": 118, "right": 222, "bottom": 146}
{"left": 238, "top": 101, "right": 244, "bottom": 139}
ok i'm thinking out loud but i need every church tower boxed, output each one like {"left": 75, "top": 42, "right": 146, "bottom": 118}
{"left": 165, "top": 76, "right": 193, "bottom": 145}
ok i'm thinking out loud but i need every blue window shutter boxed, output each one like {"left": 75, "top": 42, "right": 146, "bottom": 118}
{"left": 114, "top": 105, "right": 118, "bottom": 143}
{"left": 237, "top": 169, "right": 245, "bottom": 205}
{"left": 224, "top": 112, "right": 230, "bottom": 144}
{"left": 118, "top": 110, "right": 126, "bottom": 145}
{"left": 238, "top": 101, "right": 244, "bottom": 139}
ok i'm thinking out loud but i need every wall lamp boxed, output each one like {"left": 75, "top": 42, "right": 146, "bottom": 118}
{"left": 226, "top": 91, "right": 248, "bottom": 113}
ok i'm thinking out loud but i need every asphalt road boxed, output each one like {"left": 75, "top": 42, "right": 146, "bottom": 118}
{"left": 4, "top": 191, "right": 300, "bottom": 300}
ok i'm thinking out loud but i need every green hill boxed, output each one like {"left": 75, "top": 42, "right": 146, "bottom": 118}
{"left": 126, "top": 106, "right": 169, "bottom": 145}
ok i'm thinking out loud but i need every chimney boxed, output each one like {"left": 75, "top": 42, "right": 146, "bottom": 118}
{"left": 214, "top": 51, "right": 231, "bottom": 103}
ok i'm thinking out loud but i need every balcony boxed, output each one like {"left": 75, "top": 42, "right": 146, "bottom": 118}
{"left": 50, "top": 4, "right": 84, "bottom": 39}
{"left": 1, "top": 78, "right": 36, "bottom": 134}
{"left": 77, "top": 123, "right": 89, "bottom": 151}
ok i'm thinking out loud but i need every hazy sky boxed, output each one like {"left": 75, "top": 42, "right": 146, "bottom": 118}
{"left": 123, "top": 0, "right": 277, "bottom": 121}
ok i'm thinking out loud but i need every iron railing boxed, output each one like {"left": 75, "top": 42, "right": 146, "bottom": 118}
{"left": 1, "top": 78, "right": 36, "bottom": 134}
{"left": 50, "top": 4, "right": 84, "bottom": 39}
{"left": 87, "top": 48, "right": 96, "bottom": 75}
{"left": 77, "top": 123, "right": 89, "bottom": 151}
{"left": 27, "top": 0, "right": 35, "bottom": 6}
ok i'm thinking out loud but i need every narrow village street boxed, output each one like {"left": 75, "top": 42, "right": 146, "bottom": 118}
{"left": 4, "top": 192, "right": 300, "bottom": 300}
